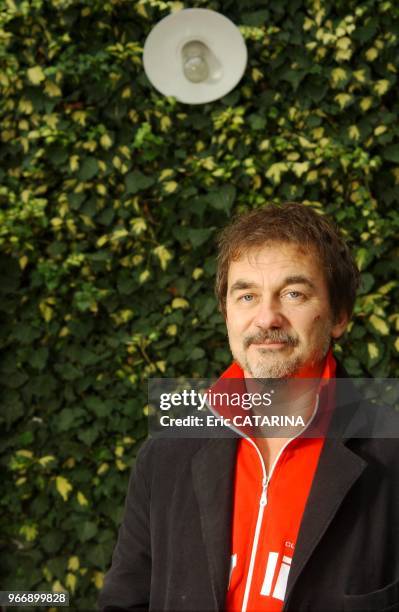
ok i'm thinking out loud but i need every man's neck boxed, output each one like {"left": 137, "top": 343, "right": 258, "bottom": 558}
{"left": 243, "top": 361, "right": 325, "bottom": 473}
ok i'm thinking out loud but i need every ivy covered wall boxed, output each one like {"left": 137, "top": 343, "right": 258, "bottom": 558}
{"left": 1, "top": 0, "right": 399, "bottom": 607}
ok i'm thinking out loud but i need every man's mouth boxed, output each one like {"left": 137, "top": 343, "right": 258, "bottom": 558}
{"left": 251, "top": 341, "right": 287, "bottom": 348}
{"left": 244, "top": 332, "right": 298, "bottom": 350}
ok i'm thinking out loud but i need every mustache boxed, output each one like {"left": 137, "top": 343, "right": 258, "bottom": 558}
{"left": 244, "top": 330, "right": 299, "bottom": 349}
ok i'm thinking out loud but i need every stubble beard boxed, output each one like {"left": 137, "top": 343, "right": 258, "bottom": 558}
{"left": 246, "top": 349, "right": 302, "bottom": 379}
{"left": 231, "top": 325, "right": 333, "bottom": 380}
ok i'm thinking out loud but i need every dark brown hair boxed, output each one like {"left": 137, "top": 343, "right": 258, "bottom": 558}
{"left": 215, "top": 202, "right": 360, "bottom": 322}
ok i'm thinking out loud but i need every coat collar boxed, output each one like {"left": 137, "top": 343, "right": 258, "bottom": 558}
{"left": 191, "top": 360, "right": 369, "bottom": 610}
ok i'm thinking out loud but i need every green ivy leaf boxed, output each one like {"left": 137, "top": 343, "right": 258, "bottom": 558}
{"left": 383, "top": 145, "right": 399, "bottom": 163}
{"left": 207, "top": 186, "right": 236, "bottom": 213}
{"left": 81, "top": 521, "right": 98, "bottom": 542}
{"left": 78, "top": 157, "right": 99, "bottom": 180}
{"left": 125, "top": 171, "right": 154, "bottom": 194}
{"left": 369, "top": 314, "right": 389, "bottom": 336}
{"left": 186, "top": 228, "right": 213, "bottom": 248}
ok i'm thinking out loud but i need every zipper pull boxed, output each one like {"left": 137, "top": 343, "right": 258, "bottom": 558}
{"left": 260, "top": 478, "right": 268, "bottom": 507}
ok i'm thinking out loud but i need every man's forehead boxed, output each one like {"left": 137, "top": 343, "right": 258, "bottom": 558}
{"left": 228, "top": 242, "right": 317, "bottom": 275}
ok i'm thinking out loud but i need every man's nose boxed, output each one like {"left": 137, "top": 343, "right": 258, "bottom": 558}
{"left": 252, "top": 297, "right": 284, "bottom": 329}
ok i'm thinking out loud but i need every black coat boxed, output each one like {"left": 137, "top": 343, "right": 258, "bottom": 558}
{"left": 98, "top": 364, "right": 399, "bottom": 611}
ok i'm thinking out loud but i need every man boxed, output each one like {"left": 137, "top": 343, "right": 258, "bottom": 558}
{"left": 99, "top": 202, "right": 399, "bottom": 611}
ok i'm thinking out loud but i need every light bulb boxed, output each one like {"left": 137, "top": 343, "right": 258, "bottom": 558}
{"left": 182, "top": 41, "right": 209, "bottom": 83}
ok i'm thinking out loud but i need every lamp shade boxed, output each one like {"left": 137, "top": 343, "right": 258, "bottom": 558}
{"left": 143, "top": 8, "right": 248, "bottom": 104}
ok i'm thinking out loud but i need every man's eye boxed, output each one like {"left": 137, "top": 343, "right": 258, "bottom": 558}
{"left": 239, "top": 294, "right": 254, "bottom": 302}
{"left": 285, "top": 291, "right": 303, "bottom": 299}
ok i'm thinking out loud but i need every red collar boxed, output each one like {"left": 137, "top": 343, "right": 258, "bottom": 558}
{"left": 219, "top": 347, "right": 337, "bottom": 382}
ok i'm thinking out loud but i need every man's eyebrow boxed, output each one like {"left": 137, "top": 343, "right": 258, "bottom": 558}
{"left": 229, "top": 275, "right": 316, "bottom": 295}
{"left": 282, "top": 275, "right": 316, "bottom": 290}
{"left": 229, "top": 280, "right": 261, "bottom": 295}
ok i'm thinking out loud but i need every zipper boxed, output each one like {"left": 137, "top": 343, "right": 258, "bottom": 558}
{"left": 240, "top": 394, "right": 321, "bottom": 612}
{"left": 241, "top": 440, "right": 267, "bottom": 612}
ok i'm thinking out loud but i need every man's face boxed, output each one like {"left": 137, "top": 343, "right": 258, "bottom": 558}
{"left": 225, "top": 241, "right": 348, "bottom": 379}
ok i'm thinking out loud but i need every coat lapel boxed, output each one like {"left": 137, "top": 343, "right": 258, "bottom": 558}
{"left": 284, "top": 370, "right": 368, "bottom": 605}
{"left": 191, "top": 437, "right": 238, "bottom": 610}
{"left": 284, "top": 437, "right": 367, "bottom": 604}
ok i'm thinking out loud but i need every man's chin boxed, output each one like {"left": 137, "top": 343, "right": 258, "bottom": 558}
{"left": 246, "top": 356, "right": 302, "bottom": 380}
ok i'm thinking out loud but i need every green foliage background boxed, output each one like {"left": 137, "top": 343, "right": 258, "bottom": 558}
{"left": 1, "top": 0, "right": 399, "bottom": 607}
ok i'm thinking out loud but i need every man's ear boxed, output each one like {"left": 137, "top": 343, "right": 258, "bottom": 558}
{"left": 331, "top": 310, "right": 349, "bottom": 340}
